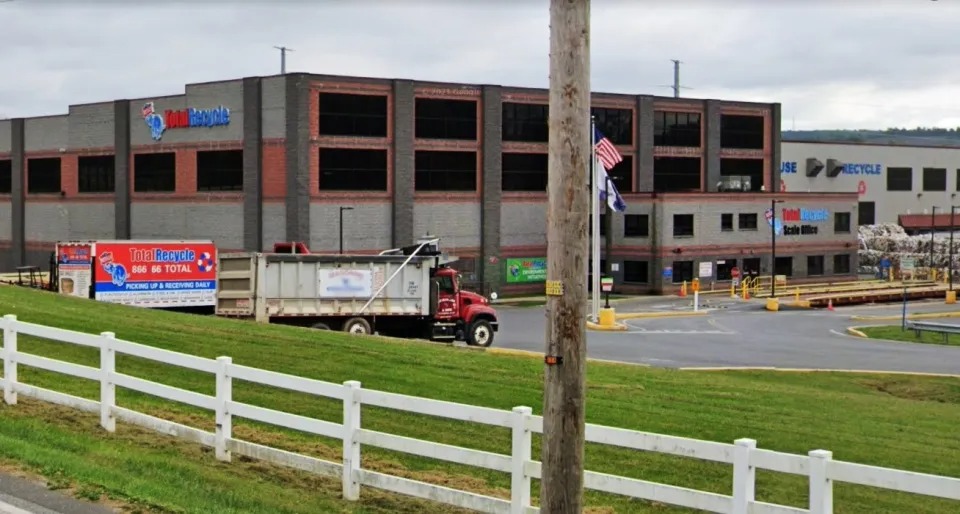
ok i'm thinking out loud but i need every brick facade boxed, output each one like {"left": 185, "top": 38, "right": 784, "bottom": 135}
{"left": 0, "top": 72, "right": 855, "bottom": 295}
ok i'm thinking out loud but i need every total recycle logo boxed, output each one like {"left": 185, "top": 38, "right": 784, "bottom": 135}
{"left": 142, "top": 101, "right": 231, "bottom": 141}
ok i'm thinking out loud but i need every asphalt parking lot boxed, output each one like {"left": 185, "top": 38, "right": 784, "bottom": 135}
{"left": 493, "top": 297, "right": 960, "bottom": 374}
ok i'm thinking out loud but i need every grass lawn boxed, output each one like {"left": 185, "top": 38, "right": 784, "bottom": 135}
{"left": 860, "top": 324, "right": 960, "bottom": 347}
{"left": 0, "top": 286, "right": 958, "bottom": 513}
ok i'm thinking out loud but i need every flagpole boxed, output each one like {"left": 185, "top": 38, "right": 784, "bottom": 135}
{"left": 590, "top": 116, "right": 601, "bottom": 322}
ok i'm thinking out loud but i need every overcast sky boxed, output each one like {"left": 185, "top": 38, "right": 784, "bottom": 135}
{"left": 2, "top": 0, "right": 958, "bottom": 131}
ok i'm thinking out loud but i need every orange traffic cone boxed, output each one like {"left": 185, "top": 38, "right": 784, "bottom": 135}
{"left": 827, "top": 298, "right": 834, "bottom": 311}
{"left": 679, "top": 281, "right": 687, "bottom": 297}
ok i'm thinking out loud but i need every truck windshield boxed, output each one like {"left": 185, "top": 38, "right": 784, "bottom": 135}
{"left": 438, "top": 276, "right": 456, "bottom": 294}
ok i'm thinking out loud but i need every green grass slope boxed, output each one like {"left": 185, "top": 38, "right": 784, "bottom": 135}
{"left": 0, "top": 286, "right": 958, "bottom": 513}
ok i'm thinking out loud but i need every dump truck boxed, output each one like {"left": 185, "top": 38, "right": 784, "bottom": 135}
{"left": 214, "top": 237, "right": 500, "bottom": 346}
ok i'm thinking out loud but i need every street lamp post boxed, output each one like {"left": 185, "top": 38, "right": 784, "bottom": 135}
{"left": 339, "top": 206, "right": 354, "bottom": 254}
{"left": 930, "top": 206, "right": 938, "bottom": 273}
{"left": 951, "top": 206, "right": 957, "bottom": 291}
{"left": 771, "top": 198, "right": 785, "bottom": 298}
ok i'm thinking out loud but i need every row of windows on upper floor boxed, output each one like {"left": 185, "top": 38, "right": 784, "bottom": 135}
{"left": 885, "top": 167, "right": 960, "bottom": 192}
{"left": 0, "top": 151, "right": 767, "bottom": 194}
{"left": 592, "top": 211, "right": 852, "bottom": 239}
{"left": 320, "top": 93, "right": 768, "bottom": 150}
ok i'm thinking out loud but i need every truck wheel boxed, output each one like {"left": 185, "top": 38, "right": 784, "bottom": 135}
{"left": 466, "top": 320, "right": 494, "bottom": 347}
{"left": 343, "top": 317, "right": 372, "bottom": 335}
{"left": 311, "top": 322, "right": 331, "bottom": 331}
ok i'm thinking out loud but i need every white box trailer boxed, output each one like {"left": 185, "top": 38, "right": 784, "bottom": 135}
{"left": 215, "top": 238, "right": 500, "bottom": 346}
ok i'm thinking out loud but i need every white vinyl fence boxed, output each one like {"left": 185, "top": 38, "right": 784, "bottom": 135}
{"left": 1, "top": 314, "right": 958, "bottom": 514}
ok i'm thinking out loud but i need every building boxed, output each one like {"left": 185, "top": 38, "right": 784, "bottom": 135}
{"left": 781, "top": 140, "right": 960, "bottom": 231}
{"left": 0, "top": 72, "right": 858, "bottom": 295}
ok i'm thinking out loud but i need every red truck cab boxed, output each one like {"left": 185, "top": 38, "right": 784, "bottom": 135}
{"left": 431, "top": 266, "right": 499, "bottom": 347}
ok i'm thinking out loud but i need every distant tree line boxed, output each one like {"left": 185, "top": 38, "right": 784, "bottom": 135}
{"left": 782, "top": 128, "right": 960, "bottom": 147}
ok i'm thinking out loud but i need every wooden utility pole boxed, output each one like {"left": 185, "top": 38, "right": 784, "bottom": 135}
{"left": 542, "top": 0, "right": 590, "bottom": 512}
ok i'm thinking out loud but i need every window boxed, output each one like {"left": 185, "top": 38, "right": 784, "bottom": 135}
{"left": 673, "top": 214, "right": 694, "bottom": 237}
{"left": 197, "top": 150, "right": 243, "bottom": 192}
{"left": 834, "top": 212, "right": 851, "bottom": 233}
{"left": 134, "top": 153, "right": 176, "bottom": 192}
{"left": 717, "top": 260, "right": 736, "bottom": 281}
{"left": 720, "top": 114, "right": 764, "bottom": 149}
{"left": 833, "top": 254, "right": 851, "bottom": 274}
{"left": 858, "top": 202, "right": 875, "bottom": 225}
{"left": 415, "top": 98, "right": 477, "bottom": 140}
{"left": 721, "top": 213, "right": 733, "bottom": 231}
{"left": 654, "top": 157, "right": 701, "bottom": 192}
{"left": 27, "top": 157, "right": 61, "bottom": 194}
{"left": 720, "top": 158, "right": 763, "bottom": 192}
{"left": 602, "top": 155, "right": 633, "bottom": 193}
{"left": 591, "top": 107, "right": 632, "bottom": 145}
{"left": 886, "top": 167, "right": 912, "bottom": 191}
{"left": 415, "top": 151, "right": 477, "bottom": 191}
{"left": 624, "top": 214, "right": 649, "bottom": 237}
{"left": 807, "top": 255, "right": 825, "bottom": 276}
{"left": 738, "top": 213, "right": 758, "bottom": 230}
{"left": 319, "top": 148, "right": 388, "bottom": 191}
{"left": 502, "top": 103, "right": 549, "bottom": 142}
{"left": 654, "top": 111, "right": 701, "bottom": 147}
{"left": 957, "top": 169, "right": 960, "bottom": 191}
{"left": 77, "top": 155, "right": 115, "bottom": 193}
{"left": 743, "top": 257, "right": 761, "bottom": 275}
{"left": 0, "top": 160, "right": 10, "bottom": 194}
{"left": 502, "top": 152, "right": 547, "bottom": 192}
{"left": 672, "top": 260, "right": 694, "bottom": 284}
{"left": 318, "top": 93, "right": 388, "bottom": 138}
{"left": 623, "top": 260, "right": 649, "bottom": 283}
{"left": 774, "top": 256, "right": 793, "bottom": 277}
{"left": 923, "top": 167, "right": 947, "bottom": 191}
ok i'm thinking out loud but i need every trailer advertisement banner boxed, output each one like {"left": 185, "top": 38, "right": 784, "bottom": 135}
{"left": 506, "top": 257, "right": 547, "bottom": 283}
{"left": 317, "top": 268, "right": 374, "bottom": 298}
{"left": 93, "top": 242, "right": 218, "bottom": 308}
{"left": 56, "top": 243, "right": 93, "bottom": 299}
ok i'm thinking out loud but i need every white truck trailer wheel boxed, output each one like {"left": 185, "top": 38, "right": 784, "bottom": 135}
{"left": 343, "top": 317, "right": 372, "bottom": 335}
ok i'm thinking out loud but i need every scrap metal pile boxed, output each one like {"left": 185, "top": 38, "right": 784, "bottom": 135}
{"left": 858, "top": 223, "right": 957, "bottom": 272}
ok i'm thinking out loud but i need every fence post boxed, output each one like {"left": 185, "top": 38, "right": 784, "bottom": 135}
{"left": 99, "top": 332, "right": 116, "bottom": 432}
{"left": 808, "top": 449, "right": 834, "bottom": 514}
{"left": 3, "top": 315, "right": 17, "bottom": 405}
{"left": 342, "top": 380, "right": 362, "bottom": 501}
{"left": 215, "top": 356, "right": 233, "bottom": 462}
{"left": 510, "top": 406, "right": 533, "bottom": 514}
{"left": 732, "top": 438, "right": 756, "bottom": 514}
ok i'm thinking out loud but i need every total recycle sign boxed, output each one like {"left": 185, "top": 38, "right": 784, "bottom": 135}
{"left": 141, "top": 101, "right": 231, "bottom": 141}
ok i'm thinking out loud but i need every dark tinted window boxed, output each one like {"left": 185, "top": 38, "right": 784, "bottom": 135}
{"left": 27, "top": 157, "right": 61, "bottom": 194}
{"left": 318, "top": 93, "right": 388, "bottom": 137}
{"left": 134, "top": 152, "right": 176, "bottom": 192}
{"left": 319, "top": 148, "right": 388, "bottom": 191}
{"left": 197, "top": 150, "right": 243, "bottom": 192}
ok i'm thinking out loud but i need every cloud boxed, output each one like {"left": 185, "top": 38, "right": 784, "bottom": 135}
{"left": 0, "top": 0, "right": 957, "bottom": 130}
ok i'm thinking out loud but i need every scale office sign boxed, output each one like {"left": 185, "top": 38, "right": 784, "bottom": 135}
{"left": 780, "top": 207, "right": 829, "bottom": 236}
{"left": 142, "top": 101, "right": 231, "bottom": 141}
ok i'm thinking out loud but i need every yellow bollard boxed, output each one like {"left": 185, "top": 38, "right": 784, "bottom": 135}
{"left": 730, "top": 283, "right": 736, "bottom": 298}
{"left": 598, "top": 308, "right": 617, "bottom": 327}
{"left": 795, "top": 288, "right": 800, "bottom": 302}
{"left": 765, "top": 298, "right": 779, "bottom": 311}
{"left": 947, "top": 290, "right": 957, "bottom": 305}
{"left": 933, "top": 269, "right": 938, "bottom": 281}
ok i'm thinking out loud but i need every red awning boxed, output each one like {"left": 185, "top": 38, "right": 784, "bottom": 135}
{"left": 898, "top": 213, "right": 960, "bottom": 231}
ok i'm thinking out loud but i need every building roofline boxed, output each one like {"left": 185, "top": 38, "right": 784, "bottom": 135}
{"left": 784, "top": 138, "right": 960, "bottom": 150}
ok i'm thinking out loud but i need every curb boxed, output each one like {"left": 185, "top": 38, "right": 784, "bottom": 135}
{"left": 616, "top": 311, "right": 709, "bottom": 320}
{"left": 846, "top": 326, "right": 868, "bottom": 338}
{"left": 485, "top": 348, "right": 651, "bottom": 367}
{"left": 676, "top": 366, "right": 960, "bottom": 378}
{"left": 586, "top": 320, "right": 629, "bottom": 331}
{"left": 849, "top": 311, "right": 960, "bottom": 321}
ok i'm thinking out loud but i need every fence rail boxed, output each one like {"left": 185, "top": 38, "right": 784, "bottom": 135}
{"left": 1, "top": 313, "right": 958, "bottom": 514}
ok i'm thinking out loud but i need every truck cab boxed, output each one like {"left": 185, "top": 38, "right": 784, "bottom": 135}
{"left": 430, "top": 266, "right": 499, "bottom": 346}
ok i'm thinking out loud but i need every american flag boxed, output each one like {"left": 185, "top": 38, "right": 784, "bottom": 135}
{"left": 593, "top": 126, "right": 623, "bottom": 171}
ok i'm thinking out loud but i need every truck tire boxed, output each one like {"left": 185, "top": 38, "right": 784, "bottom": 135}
{"left": 466, "top": 320, "right": 494, "bottom": 347}
{"left": 343, "top": 317, "right": 372, "bottom": 335}
{"left": 311, "top": 322, "right": 331, "bottom": 331}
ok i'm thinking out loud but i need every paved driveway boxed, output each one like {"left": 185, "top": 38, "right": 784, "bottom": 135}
{"left": 493, "top": 298, "right": 960, "bottom": 374}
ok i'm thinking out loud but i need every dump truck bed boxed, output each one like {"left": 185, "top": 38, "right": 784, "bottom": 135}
{"left": 215, "top": 252, "right": 439, "bottom": 321}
